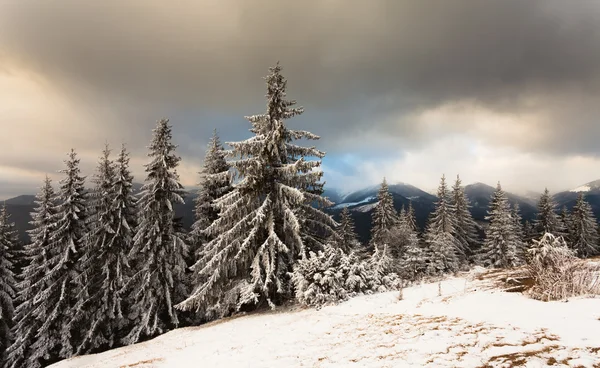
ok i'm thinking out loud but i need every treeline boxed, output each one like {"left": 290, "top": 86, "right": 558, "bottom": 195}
{"left": 356, "top": 176, "right": 599, "bottom": 284}
{"left": 0, "top": 63, "right": 598, "bottom": 367}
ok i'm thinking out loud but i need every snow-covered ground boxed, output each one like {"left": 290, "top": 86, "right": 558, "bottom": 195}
{"left": 52, "top": 268, "right": 600, "bottom": 368}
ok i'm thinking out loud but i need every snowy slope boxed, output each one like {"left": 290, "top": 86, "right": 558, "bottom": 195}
{"left": 568, "top": 179, "right": 600, "bottom": 193}
{"left": 332, "top": 196, "right": 376, "bottom": 209}
{"left": 52, "top": 269, "right": 600, "bottom": 368}
{"left": 571, "top": 185, "right": 591, "bottom": 193}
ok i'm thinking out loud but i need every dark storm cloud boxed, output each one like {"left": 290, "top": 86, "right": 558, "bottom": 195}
{"left": 2, "top": 0, "right": 600, "bottom": 153}
{"left": 2, "top": 0, "right": 600, "bottom": 197}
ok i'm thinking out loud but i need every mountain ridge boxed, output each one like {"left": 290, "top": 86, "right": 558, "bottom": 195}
{"left": 6, "top": 179, "right": 600, "bottom": 246}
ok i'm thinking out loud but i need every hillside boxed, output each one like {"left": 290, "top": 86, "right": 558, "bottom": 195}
{"left": 554, "top": 180, "right": 600, "bottom": 220}
{"left": 51, "top": 267, "right": 600, "bottom": 368}
{"left": 464, "top": 183, "right": 537, "bottom": 223}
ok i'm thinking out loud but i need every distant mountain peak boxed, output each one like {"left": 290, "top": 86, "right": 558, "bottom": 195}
{"left": 4, "top": 194, "right": 36, "bottom": 206}
{"left": 468, "top": 182, "right": 493, "bottom": 188}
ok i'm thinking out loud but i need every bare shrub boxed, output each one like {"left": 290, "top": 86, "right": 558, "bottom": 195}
{"left": 526, "top": 233, "right": 600, "bottom": 301}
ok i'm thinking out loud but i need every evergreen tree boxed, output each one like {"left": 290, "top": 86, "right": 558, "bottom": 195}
{"left": 189, "top": 129, "right": 232, "bottom": 253}
{"left": 423, "top": 175, "right": 460, "bottom": 274}
{"left": 534, "top": 188, "right": 561, "bottom": 238}
{"left": 122, "top": 120, "right": 189, "bottom": 344}
{"left": 398, "top": 205, "right": 407, "bottom": 224}
{"left": 569, "top": 193, "right": 599, "bottom": 258}
{"left": 6, "top": 177, "right": 56, "bottom": 368}
{"left": 370, "top": 178, "right": 398, "bottom": 250}
{"left": 523, "top": 220, "right": 536, "bottom": 244}
{"left": 597, "top": 223, "right": 600, "bottom": 252}
{"left": 511, "top": 203, "right": 527, "bottom": 261}
{"left": 176, "top": 64, "right": 335, "bottom": 318}
{"left": 0, "top": 206, "right": 16, "bottom": 363}
{"left": 334, "top": 207, "right": 360, "bottom": 253}
{"left": 406, "top": 201, "right": 418, "bottom": 233}
{"left": 559, "top": 206, "right": 573, "bottom": 241}
{"left": 0, "top": 205, "right": 21, "bottom": 276}
{"left": 450, "top": 175, "right": 479, "bottom": 260}
{"left": 398, "top": 223, "right": 426, "bottom": 281}
{"left": 24, "top": 150, "right": 88, "bottom": 365}
{"left": 71, "top": 144, "right": 138, "bottom": 353}
{"left": 481, "top": 182, "right": 520, "bottom": 268}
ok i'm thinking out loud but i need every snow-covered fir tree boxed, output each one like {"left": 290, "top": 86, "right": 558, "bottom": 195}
{"left": 334, "top": 207, "right": 361, "bottom": 253}
{"left": 569, "top": 193, "right": 599, "bottom": 258}
{"left": 481, "top": 182, "right": 520, "bottom": 268}
{"left": 511, "top": 203, "right": 527, "bottom": 261}
{"left": 22, "top": 150, "right": 88, "bottom": 366}
{"left": 0, "top": 205, "right": 21, "bottom": 276}
{"left": 423, "top": 175, "right": 460, "bottom": 274}
{"left": 398, "top": 223, "right": 426, "bottom": 281}
{"left": 386, "top": 207, "right": 421, "bottom": 263}
{"left": 450, "top": 175, "right": 479, "bottom": 261}
{"left": 370, "top": 178, "right": 398, "bottom": 250}
{"left": 177, "top": 64, "right": 335, "bottom": 319}
{"left": 189, "top": 129, "right": 232, "bottom": 254}
{"left": 523, "top": 220, "right": 536, "bottom": 245}
{"left": 70, "top": 144, "right": 138, "bottom": 354}
{"left": 0, "top": 206, "right": 16, "bottom": 363}
{"left": 290, "top": 244, "right": 351, "bottom": 308}
{"left": 398, "top": 206, "right": 407, "bottom": 223}
{"left": 406, "top": 201, "right": 418, "bottom": 233}
{"left": 291, "top": 239, "right": 400, "bottom": 308}
{"left": 559, "top": 206, "right": 573, "bottom": 241}
{"left": 367, "top": 244, "right": 401, "bottom": 292}
{"left": 122, "top": 120, "right": 189, "bottom": 344}
{"left": 534, "top": 188, "right": 561, "bottom": 238}
{"left": 5, "top": 177, "right": 56, "bottom": 368}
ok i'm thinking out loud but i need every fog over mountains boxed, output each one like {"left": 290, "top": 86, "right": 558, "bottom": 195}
{"left": 5, "top": 179, "right": 600, "bottom": 245}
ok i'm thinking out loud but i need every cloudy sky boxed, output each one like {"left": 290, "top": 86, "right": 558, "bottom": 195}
{"left": 1, "top": 0, "right": 600, "bottom": 199}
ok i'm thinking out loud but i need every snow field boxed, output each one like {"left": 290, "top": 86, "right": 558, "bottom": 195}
{"left": 52, "top": 269, "right": 600, "bottom": 368}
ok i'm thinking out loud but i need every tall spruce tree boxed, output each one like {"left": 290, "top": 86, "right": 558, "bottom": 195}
{"left": 559, "top": 206, "right": 573, "bottom": 241}
{"left": 0, "top": 206, "right": 16, "bottom": 363}
{"left": 406, "top": 202, "right": 418, "bottom": 233}
{"left": 176, "top": 63, "right": 335, "bottom": 318}
{"left": 399, "top": 231, "right": 426, "bottom": 281}
{"left": 24, "top": 150, "right": 88, "bottom": 365}
{"left": 398, "top": 206, "right": 407, "bottom": 224}
{"left": 334, "top": 207, "right": 360, "bottom": 253}
{"left": 122, "top": 120, "right": 189, "bottom": 344}
{"left": 511, "top": 203, "right": 527, "bottom": 261}
{"left": 569, "top": 193, "right": 599, "bottom": 258}
{"left": 481, "top": 182, "right": 520, "bottom": 268}
{"left": 71, "top": 144, "right": 137, "bottom": 353}
{"left": 423, "top": 175, "right": 460, "bottom": 274}
{"left": 189, "top": 129, "right": 232, "bottom": 252}
{"left": 394, "top": 209, "right": 424, "bottom": 279}
{"left": 523, "top": 220, "right": 536, "bottom": 244}
{"left": 450, "top": 175, "right": 479, "bottom": 260}
{"left": 6, "top": 177, "right": 56, "bottom": 368}
{"left": 534, "top": 188, "right": 561, "bottom": 238}
{"left": 0, "top": 205, "right": 21, "bottom": 276}
{"left": 370, "top": 178, "right": 398, "bottom": 250}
